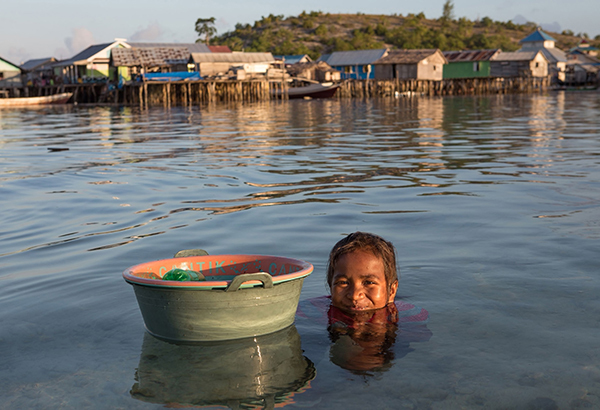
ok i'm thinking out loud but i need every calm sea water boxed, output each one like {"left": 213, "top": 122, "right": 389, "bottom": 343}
{"left": 1, "top": 92, "right": 600, "bottom": 409}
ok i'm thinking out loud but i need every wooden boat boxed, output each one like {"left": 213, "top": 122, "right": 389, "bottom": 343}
{"left": 275, "top": 82, "right": 340, "bottom": 100}
{"left": 0, "top": 92, "right": 73, "bottom": 107}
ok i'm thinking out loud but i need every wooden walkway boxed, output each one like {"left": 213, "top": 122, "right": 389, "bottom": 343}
{"left": 17, "top": 76, "right": 551, "bottom": 106}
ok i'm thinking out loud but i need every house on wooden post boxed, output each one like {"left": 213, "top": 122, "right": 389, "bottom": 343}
{"left": 274, "top": 54, "right": 313, "bottom": 66}
{"left": 442, "top": 49, "right": 500, "bottom": 79}
{"left": 286, "top": 61, "right": 340, "bottom": 83}
{"left": 0, "top": 56, "right": 23, "bottom": 96}
{"left": 127, "top": 42, "right": 210, "bottom": 70}
{"left": 53, "top": 39, "right": 130, "bottom": 84}
{"left": 318, "top": 49, "right": 388, "bottom": 80}
{"left": 564, "top": 48, "right": 600, "bottom": 86}
{"left": 490, "top": 51, "right": 549, "bottom": 78}
{"left": 111, "top": 47, "right": 195, "bottom": 83}
{"left": 188, "top": 52, "right": 276, "bottom": 79}
{"left": 20, "top": 57, "right": 58, "bottom": 85}
{"left": 518, "top": 28, "right": 567, "bottom": 84}
{"left": 373, "top": 49, "right": 447, "bottom": 80}
{"left": 568, "top": 38, "right": 599, "bottom": 58}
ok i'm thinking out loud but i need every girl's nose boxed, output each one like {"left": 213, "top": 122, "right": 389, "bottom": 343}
{"left": 349, "top": 284, "right": 365, "bottom": 300}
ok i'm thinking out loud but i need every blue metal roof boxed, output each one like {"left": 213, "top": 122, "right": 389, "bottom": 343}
{"left": 318, "top": 49, "right": 388, "bottom": 66}
{"left": 520, "top": 29, "right": 556, "bottom": 43}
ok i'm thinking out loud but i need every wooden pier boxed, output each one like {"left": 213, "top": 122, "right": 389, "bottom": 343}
{"left": 18, "top": 76, "right": 550, "bottom": 106}
{"left": 337, "top": 77, "right": 550, "bottom": 98}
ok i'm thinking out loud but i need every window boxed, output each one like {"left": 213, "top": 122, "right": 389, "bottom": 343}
{"left": 535, "top": 62, "right": 539, "bottom": 68}
{"left": 362, "top": 65, "right": 371, "bottom": 73}
{"left": 473, "top": 62, "right": 481, "bottom": 72}
{"left": 344, "top": 66, "right": 353, "bottom": 73}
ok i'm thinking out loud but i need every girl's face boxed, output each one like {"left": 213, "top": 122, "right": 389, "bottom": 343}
{"left": 330, "top": 250, "right": 397, "bottom": 313}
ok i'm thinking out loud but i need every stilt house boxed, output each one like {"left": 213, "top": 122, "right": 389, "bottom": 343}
{"left": 373, "top": 49, "right": 447, "bottom": 81}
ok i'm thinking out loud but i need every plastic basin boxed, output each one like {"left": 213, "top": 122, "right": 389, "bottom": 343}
{"left": 123, "top": 254, "right": 313, "bottom": 342}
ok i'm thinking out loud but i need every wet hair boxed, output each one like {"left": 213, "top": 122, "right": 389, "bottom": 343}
{"left": 326, "top": 232, "right": 398, "bottom": 291}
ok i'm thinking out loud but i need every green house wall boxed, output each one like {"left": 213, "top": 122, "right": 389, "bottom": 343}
{"left": 443, "top": 61, "right": 491, "bottom": 79}
{"left": 0, "top": 59, "right": 21, "bottom": 75}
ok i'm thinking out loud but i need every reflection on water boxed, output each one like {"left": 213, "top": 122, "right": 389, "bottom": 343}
{"left": 327, "top": 302, "right": 432, "bottom": 374}
{"left": 131, "top": 325, "right": 315, "bottom": 409}
{"left": 2, "top": 93, "right": 600, "bottom": 408}
{"left": 297, "top": 296, "right": 432, "bottom": 378}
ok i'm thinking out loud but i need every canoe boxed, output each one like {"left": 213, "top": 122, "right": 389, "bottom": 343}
{"left": 274, "top": 82, "right": 340, "bottom": 99}
{"left": 0, "top": 92, "right": 73, "bottom": 107}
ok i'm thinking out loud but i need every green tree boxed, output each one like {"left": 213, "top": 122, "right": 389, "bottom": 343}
{"left": 195, "top": 17, "right": 217, "bottom": 44}
{"left": 442, "top": 0, "right": 455, "bottom": 21}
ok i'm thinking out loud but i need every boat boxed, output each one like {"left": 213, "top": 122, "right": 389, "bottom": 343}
{"left": 0, "top": 92, "right": 73, "bottom": 107}
{"left": 275, "top": 82, "right": 341, "bottom": 100}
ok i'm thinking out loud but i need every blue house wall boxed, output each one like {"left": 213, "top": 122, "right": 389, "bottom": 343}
{"left": 331, "top": 64, "right": 374, "bottom": 80}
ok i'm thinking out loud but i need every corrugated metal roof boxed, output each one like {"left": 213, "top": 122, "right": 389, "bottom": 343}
{"left": 374, "top": 49, "right": 443, "bottom": 65}
{"left": 208, "top": 45, "right": 232, "bottom": 53}
{"left": 129, "top": 42, "right": 211, "bottom": 53}
{"left": 319, "top": 49, "right": 388, "bottom": 66}
{"left": 520, "top": 29, "right": 557, "bottom": 43}
{"left": 20, "top": 57, "right": 57, "bottom": 71}
{"left": 54, "top": 42, "right": 116, "bottom": 66}
{"left": 491, "top": 51, "right": 545, "bottom": 62}
{"left": 111, "top": 47, "right": 191, "bottom": 67}
{"left": 443, "top": 49, "right": 500, "bottom": 62}
{"left": 274, "top": 54, "right": 312, "bottom": 64}
{"left": 539, "top": 47, "right": 568, "bottom": 63}
{"left": 189, "top": 52, "right": 275, "bottom": 64}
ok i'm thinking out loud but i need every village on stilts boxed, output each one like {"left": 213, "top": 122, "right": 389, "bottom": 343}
{"left": 1, "top": 21, "right": 599, "bottom": 106}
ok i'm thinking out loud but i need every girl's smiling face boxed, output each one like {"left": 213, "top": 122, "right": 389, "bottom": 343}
{"left": 331, "top": 250, "right": 398, "bottom": 313}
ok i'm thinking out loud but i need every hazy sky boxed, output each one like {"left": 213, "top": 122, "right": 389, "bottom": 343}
{"left": 1, "top": 0, "right": 597, "bottom": 65}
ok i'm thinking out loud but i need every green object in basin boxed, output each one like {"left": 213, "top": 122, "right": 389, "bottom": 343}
{"left": 162, "top": 268, "right": 205, "bottom": 281}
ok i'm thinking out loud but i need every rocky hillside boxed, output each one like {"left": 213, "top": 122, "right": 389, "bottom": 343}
{"left": 211, "top": 11, "right": 597, "bottom": 60}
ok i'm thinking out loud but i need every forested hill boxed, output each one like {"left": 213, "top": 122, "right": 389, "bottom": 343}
{"left": 211, "top": 11, "right": 597, "bottom": 60}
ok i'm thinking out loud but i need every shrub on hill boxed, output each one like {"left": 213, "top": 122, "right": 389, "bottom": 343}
{"left": 211, "top": 12, "right": 597, "bottom": 60}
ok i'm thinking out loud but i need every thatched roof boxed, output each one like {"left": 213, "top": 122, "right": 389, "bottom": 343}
{"left": 111, "top": 47, "right": 190, "bottom": 67}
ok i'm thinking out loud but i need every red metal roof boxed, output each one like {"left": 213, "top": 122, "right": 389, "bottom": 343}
{"left": 208, "top": 45, "right": 232, "bottom": 53}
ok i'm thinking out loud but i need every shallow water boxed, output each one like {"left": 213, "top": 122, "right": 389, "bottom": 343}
{"left": 1, "top": 92, "right": 600, "bottom": 409}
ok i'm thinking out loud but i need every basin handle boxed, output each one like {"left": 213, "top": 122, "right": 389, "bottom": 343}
{"left": 174, "top": 249, "right": 209, "bottom": 258}
{"left": 226, "top": 272, "right": 274, "bottom": 292}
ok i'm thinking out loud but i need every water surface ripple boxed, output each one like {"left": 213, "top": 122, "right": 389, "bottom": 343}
{"left": 1, "top": 93, "right": 600, "bottom": 409}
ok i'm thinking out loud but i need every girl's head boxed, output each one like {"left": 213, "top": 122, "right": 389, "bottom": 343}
{"left": 327, "top": 232, "right": 398, "bottom": 312}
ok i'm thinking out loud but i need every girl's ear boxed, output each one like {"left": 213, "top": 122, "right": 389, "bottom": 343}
{"left": 387, "top": 280, "right": 398, "bottom": 303}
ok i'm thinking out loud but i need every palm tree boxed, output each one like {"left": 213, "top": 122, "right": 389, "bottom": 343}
{"left": 195, "top": 17, "right": 217, "bottom": 45}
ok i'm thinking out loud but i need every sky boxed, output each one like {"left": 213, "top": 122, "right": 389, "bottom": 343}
{"left": 1, "top": 0, "right": 598, "bottom": 65}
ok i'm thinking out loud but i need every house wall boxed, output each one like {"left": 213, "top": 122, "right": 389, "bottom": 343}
{"left": 417, "top": 56, "right": 444, "bottom": 80}
{"left": 0, "top": 59, "right": 21, "bottom": 87}
{"left": 332, "top": 65, "right": 374, "bottom": 80}
{"left": 491, "top": 61, "right": 522, "bottom": 77}
{"left": 373, "top": 64, "right": 418, "bottom": 80}
{"left": 490, "top": 59, "right": 548, "bottom": 78}
{"left": 85, "top": 62, "right": 110, "bottom": 79}
{"left": 530, "top": 54, "right": 548, "bottom": 77}
{"left": 443, "top": 61, "right": 491, "bottom": 79}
